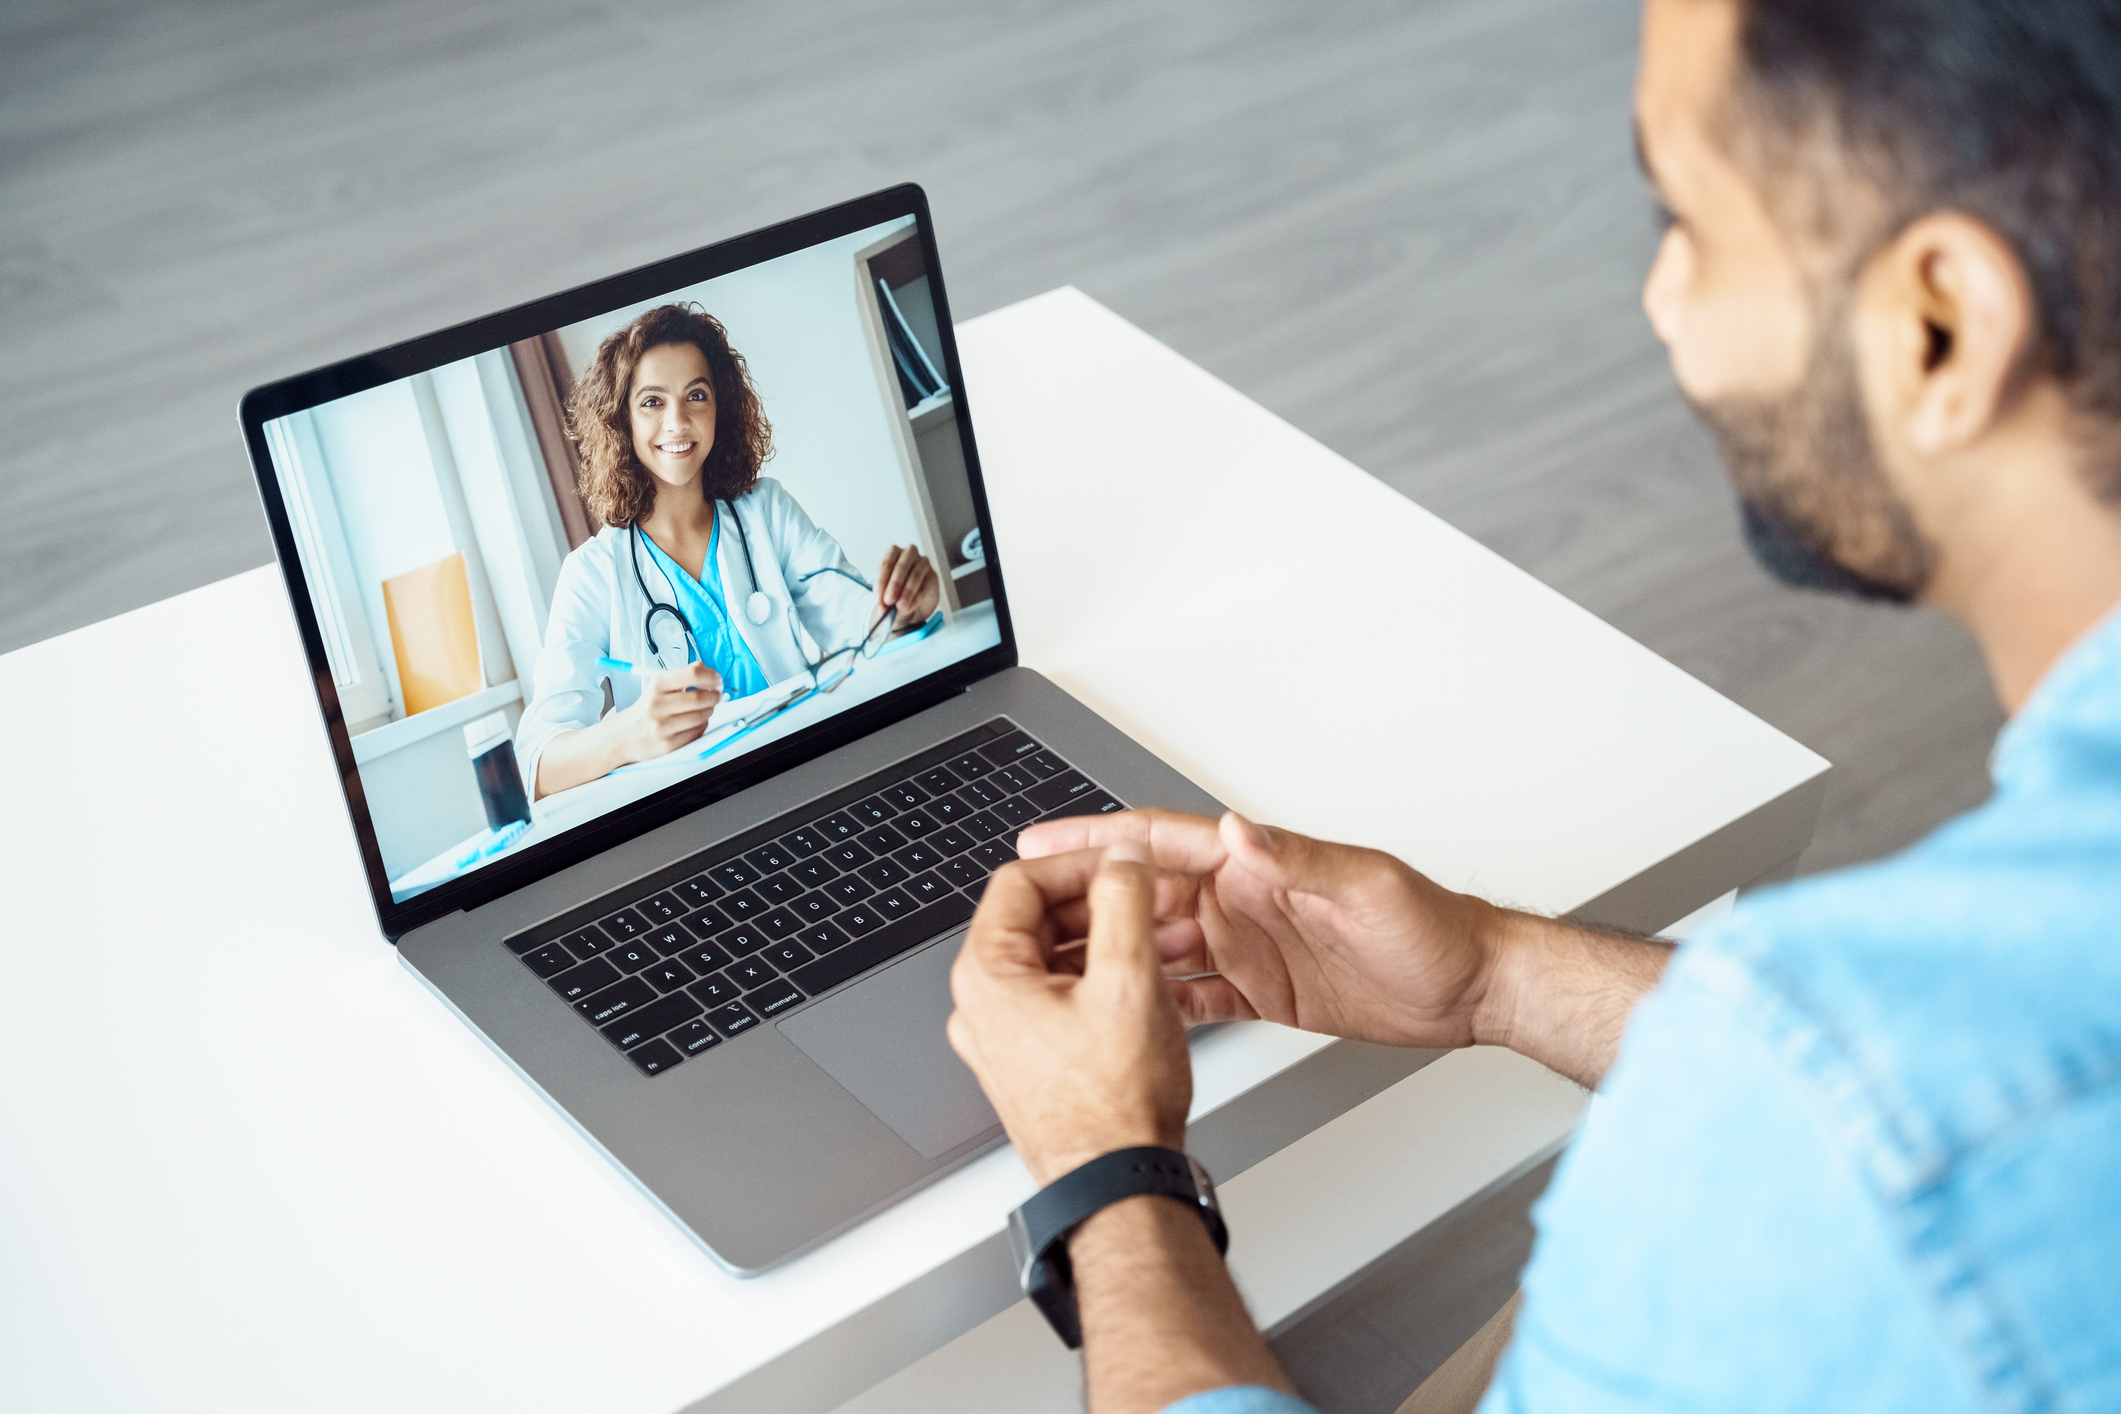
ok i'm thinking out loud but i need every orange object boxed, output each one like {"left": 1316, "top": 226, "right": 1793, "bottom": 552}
{"left": 383, "top": 552, "right": 482, "bottom": 715}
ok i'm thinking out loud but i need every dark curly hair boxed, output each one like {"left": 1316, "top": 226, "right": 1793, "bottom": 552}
{"left": 567, "top": 303, "right": 774, "bottom": 527}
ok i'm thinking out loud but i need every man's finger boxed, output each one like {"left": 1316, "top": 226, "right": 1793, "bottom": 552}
{"left": 960, "top": 862, "right": 1062, "bottom": 977}
{"left": 1083, "top": 844, "right": 1160, "bottom": 986}
{"left": 1018, "top": 808, "right": 1228, "bottom": 873}
{"left": 1218, "top": 811, "right": 1390, "bottom": 903}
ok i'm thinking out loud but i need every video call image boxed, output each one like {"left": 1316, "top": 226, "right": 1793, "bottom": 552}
{"left": 264, "top": 217, "right": 1000, "bottom": 902}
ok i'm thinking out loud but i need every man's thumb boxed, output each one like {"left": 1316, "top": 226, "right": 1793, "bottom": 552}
{"left": 1085, "top": 842, "right": 1158, "bottom": 979}
{"left": 1220, "top": 811, "right": 1354, "bottom": 898}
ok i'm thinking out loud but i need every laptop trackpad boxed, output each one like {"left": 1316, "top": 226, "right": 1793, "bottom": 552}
{"left": 777, "top": 935, "right": 1001, "bottom": 1160}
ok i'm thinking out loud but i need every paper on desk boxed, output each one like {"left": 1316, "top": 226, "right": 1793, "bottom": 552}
{"left": 610, "top": 674, "right": 812, "bottom": 775}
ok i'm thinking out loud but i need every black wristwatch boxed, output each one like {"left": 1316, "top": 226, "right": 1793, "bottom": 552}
{"left": 1006, "top": 1146, "right": 1229, "bottom": 1348}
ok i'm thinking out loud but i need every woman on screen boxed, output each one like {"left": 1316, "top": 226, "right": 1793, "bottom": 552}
{"left": 517, "top": 303, "right": 940, "bottom": 800}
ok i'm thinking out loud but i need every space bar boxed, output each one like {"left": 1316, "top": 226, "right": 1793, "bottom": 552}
{"left": 791, "top": 894, "right": 978, "bottom": 998}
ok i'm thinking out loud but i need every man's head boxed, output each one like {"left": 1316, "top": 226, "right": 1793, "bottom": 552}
{"left": 1636, "top": 0, "right": 2121, "bottom": 607}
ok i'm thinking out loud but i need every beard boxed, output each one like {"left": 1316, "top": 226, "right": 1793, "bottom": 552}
{"left": 1684, "top": 300, "right": 1936, "bottom": 605}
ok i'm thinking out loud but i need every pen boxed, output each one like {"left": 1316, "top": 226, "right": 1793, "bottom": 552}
{"left": 598, "top": 656, "right": 714, "bottom": 690}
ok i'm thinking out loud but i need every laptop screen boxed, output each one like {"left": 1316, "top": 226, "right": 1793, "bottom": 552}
{"left": 249, "top": 197, "right": 1007, "bottom": 918}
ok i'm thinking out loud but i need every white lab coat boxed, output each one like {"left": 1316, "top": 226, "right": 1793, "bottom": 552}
{"left": 514, "top": 478, "right": 875, "bottom": 795}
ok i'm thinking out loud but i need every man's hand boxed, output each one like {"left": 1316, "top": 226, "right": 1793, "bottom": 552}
{"left": 1021, "top": 809, "right": 1673, "bottom": 1089}
{"left": 947, "top": 844, "right": 1190, "bottom": 1185}
{"left": 948, "top": 841, "right": 1298, "bottom": 1414}
{"left": 1021, "top": 809, "right": 1497, "bottom": 1050}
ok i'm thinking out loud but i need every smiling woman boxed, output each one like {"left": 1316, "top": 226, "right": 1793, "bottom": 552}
{"left": 515, "top": 303, "right": 944, "bottom": 801}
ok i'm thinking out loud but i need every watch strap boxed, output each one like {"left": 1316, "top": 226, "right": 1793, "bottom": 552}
{"left": 1007, "top": 1147, "right": 1227, "bottom": 1348}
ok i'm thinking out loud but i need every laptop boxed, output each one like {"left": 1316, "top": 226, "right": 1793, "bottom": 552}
{"left": 240, "top": 184, "right": 1221, "bottom": 1274}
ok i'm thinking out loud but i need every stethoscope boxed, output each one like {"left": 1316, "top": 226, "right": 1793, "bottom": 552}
{"left": 628, "top": 500, "right": 878, "bottom": 674}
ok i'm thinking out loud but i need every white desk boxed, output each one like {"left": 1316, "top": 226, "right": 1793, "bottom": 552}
{"left": 0, "top": 289, "right": 1825, "bottom": 1414}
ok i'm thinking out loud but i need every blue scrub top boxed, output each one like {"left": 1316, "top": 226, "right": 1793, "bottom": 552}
{"left": 638, "top": 521, "right": 770, "bottom": 699}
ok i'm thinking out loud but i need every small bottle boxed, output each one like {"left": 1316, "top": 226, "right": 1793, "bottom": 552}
{"left": 464, "top": 711, "right": 532, "bottom": 831}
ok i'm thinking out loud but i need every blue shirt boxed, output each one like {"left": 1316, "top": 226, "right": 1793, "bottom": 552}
{"left": 638, "top": 521, "right": 769, "bottom": 699}
{"left": 1171, "top": 603, "right": 2121, "bottom": 1414}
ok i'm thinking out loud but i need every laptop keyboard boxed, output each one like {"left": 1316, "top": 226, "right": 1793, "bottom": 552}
{"left": 503, "top": 719, "right": 1126, "bottom": 1076}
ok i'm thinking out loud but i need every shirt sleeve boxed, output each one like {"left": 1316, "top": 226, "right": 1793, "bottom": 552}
{"left": 1159, "top": 1387, "right": 1320, "bottom": 1414}
{"left": 1476, "top": 948, "right": 1981, "bottom": 1414}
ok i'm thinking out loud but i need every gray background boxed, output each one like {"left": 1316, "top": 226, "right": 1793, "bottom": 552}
{"left": 1, "top": 1, "right": 2004, "bottom": 1405}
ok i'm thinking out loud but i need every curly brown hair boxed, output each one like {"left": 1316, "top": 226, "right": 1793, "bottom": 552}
{"left": 567, "top": 303, "right": 774, "bottom": 527}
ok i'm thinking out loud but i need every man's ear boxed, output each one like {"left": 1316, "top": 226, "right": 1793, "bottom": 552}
{"left": 1863, "top": 213, "right": 2036, "bottom": 456}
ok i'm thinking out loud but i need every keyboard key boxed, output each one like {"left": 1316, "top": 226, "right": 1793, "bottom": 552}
{"left": 726, "top": 955, "right": 779, "bottom": 990}
{"left": 821, "top": 840, "right": 874, "bottom": 871}
{"left": 816, "top": 812, "right": 863, "bottom": 841}
{"left": 782, "top": 825, "right": 829, "bottom": 857}
{"left": 706, "top": 1001, "right": 760, "bottom": 1037}
{"left": 627, "top": 1039, "right": 683, "bottom": 1075}
{"left": 789, "top": 856, "right": 838, "bottom": 888}
{"left": 857, "top": 824, "right": 908, "bottom": 854}
{"left": 825, "top": 874, "right": 874, "bottom": 905}
{"left": 937, "top": 856, "right": 987, "bottom": 892}
{"left": 946, "top": 751, "right": 995, "bottom": 780}
{"left": 522, "top": 942, "right": 576, "bottom": 978}
{"left": 610, "top": 940, "right": 661, "bottom": 972}
{"left": 967, "top": 839, "right": 1019, "bottom": 870}
{"left": 636, "top": 892, "right": 684, "bottom": 925}
{"left": 960, "top": 778, "right": 1007, "bottom": 807}
{"left": 559, "top": 927, "right": 614, "bottom": 960}
{"left": 1019, "top": 751, "right": 1068, "bottom": 780}
{"left": 962, "top": 810, "right": 1008, "bottom": 841}
{"left": 930, "top": 825, "right": 975, "bottom": 855}
{"left": 992, "top": 796, "right": 1039, "bottom": 827}
{"left": 979, "top": 730, "right": 1042, "bottom": 766}
{"left": 881, "top": 781, "right": 928, "bottom": 810}
{"left": 600, "top": 991, "right": 703, "bottom": 1049}
{"left": 576, "top": 975, "right": 656, "bottom": 1026}
{"left": 755, "top": 874, "right": 803, "bottom": 905}
{"left": 894, "top": 839, "right": 946, "bottom": 871}
{"left": 848, "top": 795, "right": 896, "bottom": 826}
{"left": 600, "top": 908, "right": 648, "bottom": 940}
{"left": 764, "top": 939, "right": 816, "bottom": 971}
{"left": 550, "top": 957, "right": 620, "bottom": 1002}
{"left": 858, "top": 857, "right": 910, "bottom": 888}
{"left": 668, "top": 1019, "right": 722, "bottom": 1057}
{"left": 706, "top": 1000, "right": 761, "bottom": 1037}
{"left": 672, "top": 874, "right": 723, "bottom": 908}
{"left": 892, "top": 808, "right": 940, "bottom": 837}
{"left": 791, "top": 893, "right": 977, "bottom": 997}
{"left": 1026, "top": 771, "right": 1095, "bottom": 811}
{"left": 677, "top": 938, "right": 733, "bottom": 974}
{"left": 903, "top": 871, "right": 954, "bottom": 905}
{"left": 681, "top": 903, "right": 732, "bottom": 937}
{"left": 720, "top": 889, "right": 765, "bottom": 921}
{"left": 758, "top": 908, "right": 805, "bottom": 940}
{"left": 800, "top": 921, "right": 850, "bottom": 953}
{"left": 914, "top": 766, "right": 962, "bottom": 795}
{"left": 720, "top": 925, "right": 770, "bottom": 957}
{"left": 790, "top": 890, "right": 841, "bottom": 922}
{"left": 746, "top": 977, "right": 805, "bottom": 1018}
{"left": 871, "top": 888, "right": 918, "bottom": 921}
{"left": 709, "top": 860, "right": 760, "bottom": 890}
{"left": 1048, "top": 790, "right": 1124, "bottom": 819}
{"left": 688, "top": 973, "right": 744, "bottom": 1008}
{"left": 839, "top": 903, "right": 885, "bottom": 935}
{"left": 643, "top": 957, "right": 696, "bottom": 992}
{"left": 990, "top": 763, "right": 1037, "bottom": 795}
{"left": 643, "top": 924, "right": 689, "bottom": 956}
{"left": 746, "top": 841, "right": 796, "bottom": 874}
{"left": 929, "top": 795, "right": 973, "bottom": 823}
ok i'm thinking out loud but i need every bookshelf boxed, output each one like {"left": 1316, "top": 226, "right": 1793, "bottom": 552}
{"left": 851, "top": 229, "right": 991, "bottom": 614}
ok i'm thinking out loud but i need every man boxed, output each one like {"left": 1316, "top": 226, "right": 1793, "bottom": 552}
{"left": 947, "top": 1, "right": 2121, "bottom": 1410}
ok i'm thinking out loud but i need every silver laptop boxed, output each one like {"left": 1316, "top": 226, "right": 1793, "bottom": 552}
{"left": 241, "top": 185, "right": 1220, "bottom": 1274}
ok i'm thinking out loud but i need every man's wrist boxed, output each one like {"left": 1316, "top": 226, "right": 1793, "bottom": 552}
{"left": 1021, "top": 1124, "right": 1185, "bottom": 1188}
{"left": 1465, "top": 900, "right": 1534, "bottom": 1053}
